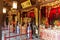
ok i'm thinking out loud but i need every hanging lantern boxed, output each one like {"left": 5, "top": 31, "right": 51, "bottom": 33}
{"left": 3, "top": 7, "right": 6, "bottom": 13}
{"left": 12, "top": 1, "right": 17, "bottom": 9}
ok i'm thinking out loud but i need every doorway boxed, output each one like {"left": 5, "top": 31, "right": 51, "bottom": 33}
{"left": 21, "top": 9, "right": 36, "bottom": 35}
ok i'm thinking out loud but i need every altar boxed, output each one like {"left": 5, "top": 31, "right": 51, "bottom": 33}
{"left": 41, "top": 29, "right": 60, "bottom": 40}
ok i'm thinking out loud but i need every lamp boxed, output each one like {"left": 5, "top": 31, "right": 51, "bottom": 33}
{"left": 12, "top": 1, "right": 17, "bottom": 9}
{"left": 3, "top": 7, "right": 6, "bottom": 13}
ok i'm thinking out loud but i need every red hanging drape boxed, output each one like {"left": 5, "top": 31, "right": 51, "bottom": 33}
{"left": 49, "top": 8, "right": 56, "bottom": 19}
{"left": 57, "top": 7, "right": 60, "bottom": 14}
{"left": 49, "top": 7, "right": 60, "bottom": 19}
{"left": 27, "top": 11, "right": 35, "bottom": 18}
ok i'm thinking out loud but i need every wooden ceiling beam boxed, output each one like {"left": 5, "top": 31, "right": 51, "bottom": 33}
{"left": 3, "top": 0, "right": 36, "bottom": 10}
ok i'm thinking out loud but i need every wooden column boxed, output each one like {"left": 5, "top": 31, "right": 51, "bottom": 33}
{"left": 34, "top": 7, "right": 38, "bottom": 26}
{"left": 0, "top": 0, "right": 3, "bottom": 40}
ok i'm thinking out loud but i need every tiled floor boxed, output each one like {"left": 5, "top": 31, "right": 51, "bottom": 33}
{"left": 2, "top": 30, "right": 40, "bottom": 40}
